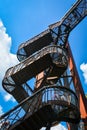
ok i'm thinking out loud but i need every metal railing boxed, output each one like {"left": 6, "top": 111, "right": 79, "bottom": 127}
{"left": 49, "top": 0, "right": 87, "bottom": 46}
{"left": 4, "top": 45, "right": 68, "bottom": 79}
{"left": 0, "top": 85, "right": 79, "bottom": 129}
{"left": 18, "top": 29, "right": 50, "bottom": 50}
{"left": 17, "top": 29, "right": 51, "bottom": 61}
{"left": 3, "top": 45, "right": 68, "bottom": 93}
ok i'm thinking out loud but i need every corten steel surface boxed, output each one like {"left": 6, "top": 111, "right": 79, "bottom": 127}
{"left": 17, "top": 29, "right": 53, "bottom": 61}
{"left": 49, "top": 0, "right": 87, "bottom": 47}
{"left": 0, "top": 85, "right": 80, "bottom": 130}
{"left": 1, "top": 0, "right": 87, "bottom": 130}
{"left": 68, "top": 43, "right": 87, "bottom": 130}
{"left": 2, "top": 45, "right": 68, "bottom": 103}
{"left": 35, "top": 72, "right": 45, "bottom": 89}
{"left": 3, "top": 45, "right": 68, "bottom": 84}
{"left": 17, "top": 0, "right": 87, "bottom": 62}
{"left": 2, "top": 46, "right": 68, "bottom": 106}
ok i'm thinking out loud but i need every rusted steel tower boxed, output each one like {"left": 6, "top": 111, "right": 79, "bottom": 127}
{"left": 0, "top": 0, "right": 87, "bottom": 130}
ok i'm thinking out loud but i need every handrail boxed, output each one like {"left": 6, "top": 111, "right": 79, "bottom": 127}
{"left": 2, "top": 45, "right": 68, "bottom": 94}
{"left": 18, "top": 29, "right": 50, "bottom": 50}
{"left": 49, "top": 0, "right": 87, "bottom": 46}
{"left": 4, "top": 45, "right": 68, "bottom": 79}
{"left": 0, "top": 85, "right": 79, "bottom": 129}
{"left": 17, "top": 29, "right": 52, "bottom": 61}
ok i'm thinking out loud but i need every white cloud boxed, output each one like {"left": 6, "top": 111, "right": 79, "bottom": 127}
{"left": 4, "top": 93, "right": 16, "bottom": 102}
{"left": 80, "top": 63, "right": 87, "bottom": 83}
{"left": 51, "top": 124, "right": 67, "bottom": 130}
{"left": 41, "top": 124, "right": 67, "bottom": 130}
{"left": 0, "top": 19, "right": 19, "bottom": 101}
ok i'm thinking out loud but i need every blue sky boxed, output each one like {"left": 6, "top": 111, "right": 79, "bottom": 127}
{"left": 0, "top": 0, "right": 87, "bottom": 129}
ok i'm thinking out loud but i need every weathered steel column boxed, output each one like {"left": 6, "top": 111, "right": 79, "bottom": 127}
{"left": 67, "top": 43, "right": 87, "bottom": 130}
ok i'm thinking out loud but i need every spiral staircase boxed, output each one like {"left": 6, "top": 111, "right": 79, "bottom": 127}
{"left": 1, "top": 34, "right": 80, "bottom": 130}
{"left": 1, "top": 0, "right": 87, "bottom": 129}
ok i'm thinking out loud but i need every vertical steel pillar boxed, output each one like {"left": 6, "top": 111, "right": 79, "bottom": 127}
{"left": 67, "top": 43, "right": 87, "bottom": 130}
